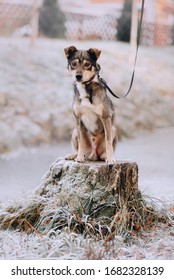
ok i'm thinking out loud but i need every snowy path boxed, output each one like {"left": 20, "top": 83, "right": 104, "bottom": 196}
{"left": 0, "top": 127, "right": 173, "bottom": 203}
{"left": 117, "top": 127, "right": 174, "bottom": 201}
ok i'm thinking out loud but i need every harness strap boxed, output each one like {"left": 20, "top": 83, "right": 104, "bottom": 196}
{"left": 98, "top": 0, "right": 145, "bottom": 99}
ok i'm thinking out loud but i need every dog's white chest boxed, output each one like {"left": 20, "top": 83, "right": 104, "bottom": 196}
{"left": 75, "top": 83, "right": 101, "bottom": 133}
{"left": 81, "top": 107, "right": 98, "bottom": 133}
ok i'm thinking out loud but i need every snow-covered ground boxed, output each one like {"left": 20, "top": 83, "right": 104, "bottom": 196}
{"left": 117, "top": 127, "right": 174, "bottom": 201}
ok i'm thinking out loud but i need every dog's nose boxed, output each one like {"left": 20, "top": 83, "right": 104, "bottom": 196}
{"left": 76, "top": 74, "right": 82, "bottom": 81}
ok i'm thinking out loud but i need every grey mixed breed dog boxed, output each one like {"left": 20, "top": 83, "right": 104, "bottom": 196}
{"left": 64, "top": 46, "right": 117, "bottom": 164}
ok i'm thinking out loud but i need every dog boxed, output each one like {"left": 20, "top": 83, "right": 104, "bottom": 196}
{"left": 64, "top": 46, "right": 117, "bottom": 164}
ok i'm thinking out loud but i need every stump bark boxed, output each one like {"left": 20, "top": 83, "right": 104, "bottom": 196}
{"left": 37, "top": 158, "right": 139, "bottom": 216}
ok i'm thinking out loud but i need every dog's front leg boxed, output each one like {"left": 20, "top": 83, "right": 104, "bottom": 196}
{"left": 75, "top": 118, "right": 87, "bottom": 162}
{"left": 101, "top": 116, "right": 115, "bottom": 164}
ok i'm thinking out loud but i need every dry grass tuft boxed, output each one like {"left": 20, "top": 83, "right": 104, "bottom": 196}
{"left": 0, "top": 200, "right": 45, "bottom": 235}
{"left": 0, "top": 192, "right": 172, "bottom": 242}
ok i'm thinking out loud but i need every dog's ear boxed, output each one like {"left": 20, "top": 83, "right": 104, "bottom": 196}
{"left": 87, "top": 48, "right": 101, "bottom": 60}
{"left": 64, "top": 46, "right": 78, "bottom": 59}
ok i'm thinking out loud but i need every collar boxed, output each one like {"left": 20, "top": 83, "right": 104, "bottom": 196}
{"left": 82, "top": 74, "right": 96, "bottom": 85}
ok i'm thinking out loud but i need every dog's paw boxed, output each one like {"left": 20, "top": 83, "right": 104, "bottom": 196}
{"left": 75, "top": 155, "right": 85, "bottom": 163}
{"left": 99, "top": 152, "right": 106, "bottom": 161}
{"left": 106, "top": 158, "right": 115, "bottom": 165}
{"left": 65, "top": 154, "right": 77, "bottom": 160}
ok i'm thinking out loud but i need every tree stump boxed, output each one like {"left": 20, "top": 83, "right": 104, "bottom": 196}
{"left": 34, "top": 158, "right": 142, "bottom": 236}
{"left": 37, "top": 158, "right": 139, "bottom": 214}
{"left": 1, "top": 157, "right": 146, "bottom": 237}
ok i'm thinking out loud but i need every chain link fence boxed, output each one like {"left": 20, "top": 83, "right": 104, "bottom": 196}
{"left": 0, "top": 2, "right": 32, "bottom": 35}
{"left": 65, "top": 12, "right": 117, "bottom": 40}
{"left": 0, "top": 1, "right": 173, "bottom": 46}
{"left": 142, "top": 22, "right": 173, "bottom": 46}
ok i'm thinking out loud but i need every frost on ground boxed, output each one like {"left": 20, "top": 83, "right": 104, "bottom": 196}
{"left": 0, "top": 222, "right": 173, "bottom": 260}
{"left": 0, "top": 194, "right": 174, "bottom": 260}
{"left": 0, "top": 175, "right": 173, "bottom": 260}
{"left": 0, "top": 38, "right": 174, "bottom": 153}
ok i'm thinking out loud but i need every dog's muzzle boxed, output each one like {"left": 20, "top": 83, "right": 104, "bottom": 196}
{"left": 76, "top": 74, "right": 83, "bottom": 82}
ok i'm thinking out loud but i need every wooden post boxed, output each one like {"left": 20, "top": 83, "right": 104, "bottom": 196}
{"left": 31, "top": 0, "right": 43, "bottom": 47}
{"left": 130, "top": 0, "right": 138, "bottom": 62}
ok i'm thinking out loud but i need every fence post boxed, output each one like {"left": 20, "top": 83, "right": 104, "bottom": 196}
{"left": 31, "top": 0, "right": 43, "bottom": 46}
{"left": 130, "top": 0, "right": 138, "bottom": 62}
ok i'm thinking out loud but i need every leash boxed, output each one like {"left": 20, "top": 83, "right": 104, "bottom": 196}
{"left": 98, "top": 0, "right": 145, "bottom": 99}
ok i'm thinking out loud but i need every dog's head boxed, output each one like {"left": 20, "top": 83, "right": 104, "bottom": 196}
{"left": 64, "top": 46, "right": 101, "bottom": 83}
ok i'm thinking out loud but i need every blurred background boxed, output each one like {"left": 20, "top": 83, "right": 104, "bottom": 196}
{"left": 0, "top": 0, "right": 174, "bottom": 201}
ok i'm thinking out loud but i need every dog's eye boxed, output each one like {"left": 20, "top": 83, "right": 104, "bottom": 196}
{"left": 71, "top": 61, "right": 78, "bottom": 69}
{"left": 83, "top": 62, "right": 91, "bottom": 69}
